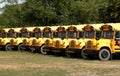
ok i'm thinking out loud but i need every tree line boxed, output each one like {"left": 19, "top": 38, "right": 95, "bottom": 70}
{"left": 0, "top": 0, "right": 120, "bottom": 28}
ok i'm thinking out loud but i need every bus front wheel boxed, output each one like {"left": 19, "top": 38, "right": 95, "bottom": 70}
{"left": 81, "top": 48, "right": 88, "bottom": 59}
{"left": 98, "top": 49, "right": 111, "bottom": 61}
{"left": 5, "top": 43, "right": 12, "bottom": 51}
{"left": 40, "top": 45, "right": 48, "bottom": 55}
{"left": 18, "top": 44, "right": 25, "bottom": 51}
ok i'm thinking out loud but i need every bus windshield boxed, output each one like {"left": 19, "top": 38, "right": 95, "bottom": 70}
{"left": 43, "top": 32, "right": 52, "bottom": 38}
{"left": 68, "top": 32, "right": 77, "bottom": 38}
{"left": 22, "top": 32, "right": 29, "bottom": 37}
{"left": 0, "top": 33, "right": 6, "bottom": 38}
{"left": 53, "top": 32, "right": 66, "bottom": 38}
{"left": 84, "top": 31, "right": 94, "bottom": 38}
{"left": 35, "top": 32, "right": 41, "bottom": 38}
{"left": 7, "top": 33, "right": 15, "bottom": 38}
{"left": 116, "top": 31, "right": 120, "bottom": 38}
{"left": 102, "top": 31, "right": 114, "bottom": 39}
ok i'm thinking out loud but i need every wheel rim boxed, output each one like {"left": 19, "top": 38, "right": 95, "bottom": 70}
{"left": 101, "top": 51, "right": 109, "bottom": 58}
{"left": 66, "top": 51, "right": 72, "bottom": 57}
{"left": 99, "top": 49, "right": 110, "bottom": 61}
{"left": 41, "top": 45, "right": 48, "bottom": 55}
{"left": 5, "top": 44, "right": 12, "bottom": 51}
{"left": 18, "top": 44, "right": 25, "bottom": 51}
{"left": 81, "top": 49, "right": 88, "bottom": 59}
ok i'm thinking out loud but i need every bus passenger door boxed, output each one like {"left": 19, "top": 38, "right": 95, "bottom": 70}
{"left": 114, "top": 31, "right": 120, "bottom": 52}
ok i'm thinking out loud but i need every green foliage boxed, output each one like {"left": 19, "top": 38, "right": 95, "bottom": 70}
{"left": 0, "top": 0, "right": 120, "bottom": 27}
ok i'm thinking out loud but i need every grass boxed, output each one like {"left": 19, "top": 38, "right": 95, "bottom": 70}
{"left": 0, "top": 51, "right": 120, "bottom": 76}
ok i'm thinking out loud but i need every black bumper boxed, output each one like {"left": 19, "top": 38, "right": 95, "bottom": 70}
{"left": 84, "top": 50, "right": 98, "bottom": 55}
{"left": 51, "top": 48, "right": 65, "bottom": 53}
{"left": 66, "top": 48, "right": 81, "bottom": 53}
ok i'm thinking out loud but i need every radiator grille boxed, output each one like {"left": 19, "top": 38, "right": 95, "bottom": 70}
{"left": 45, "top": 39, "right": 50, "bottom": 46}
{"left": 32, "top": 39, "right": 37, "bottom": 46}
{"left": 86, "top": 40, "right": 92, "bottom": 49}
{"left": 10, "top": 39, "right": 14, "bottom": 45}
{"left": 69, "top": 40, "right": 76, "bottom": 48}
{"left": 55, "top": 40, "right": 60, "bottom": 47}
{"left": 23, "top": 39, "right": 27, "bottom": 45}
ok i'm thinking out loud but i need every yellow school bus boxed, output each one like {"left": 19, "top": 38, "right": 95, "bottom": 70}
{"left": 29, "top": 27, "right": 42, "bottom": 52}
{"left": 30, "top": 26, "right": 53, "bottom": 54}
{"left": 6, "top": 28, "right": 22, "bottom": 51}
{"left": 83, "top": 23, "right": 120, "bottom": 60}
{"left": 0, "top": 28, "right": 7, "bottom": 50}
{"left": 19, "top": 27, "right": 36, "bottom": 51}
{"left": 40, "top": 26, "right": 59, "bottom": 54}
{"left": 65, "top": 25, "right": 84, "bottom": 57}
{"left": 66, "top": 24, "right": 103, "bottom": 57}
{"left": 51, "top": 25, "right": 82, "bottom": 55}
{"left": 0, "top": 28, "right": 16, "bottom": 51}
{"left": 18, "top": 27, "right": 33, "bottom": 51}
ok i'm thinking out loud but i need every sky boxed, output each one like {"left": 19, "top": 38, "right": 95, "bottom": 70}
{"left": 0, "top": 0, "right": 25, "bottom": 14}
{"left": 0, "top": 0, "right": 25, "bottom": 8}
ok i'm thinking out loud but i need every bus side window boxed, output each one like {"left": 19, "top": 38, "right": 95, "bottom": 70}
{"left": 16, "top": 33, "right": 19, "bottom": 37}
{"left": 115, "top": 31, "right": 120, "bottom": 38}
{"left": 115, "top": 31, "right": 120, "bottom": 45}
{"left": 96, "top": 31, "right": 101, "bottom": 39}
{"left": 30, "top": 32, "right": 34, "bottom": 37}
{"left": 33, "top": 33, "right": 35, "bottom": 37}
{"left": 19, "top": 33, "right": 22, "bottom": 37}
{"left": 53, "top": 32, "right": 58, "bottom": 38}
{"left": 0, "top": 33, "right": 6, "bottom": 38}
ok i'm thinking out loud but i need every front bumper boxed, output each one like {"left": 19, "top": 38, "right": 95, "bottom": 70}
{"left": 84, "top": 50, "right": 98, "bottom": 55}
{"left": 66, "top": 48, "right": 81, "bottom": 53}
{"left": 52, "top": 47, "right": 66, "bottom": 53}
{"left": 43, "top": 46, "right": 53, "bottom": 50}
{"left": 0, "top": 45, "right": 5, "bottom": 48}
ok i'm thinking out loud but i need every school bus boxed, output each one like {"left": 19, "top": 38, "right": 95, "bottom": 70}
{"left": 51, "top": 25, "right": 82, "bottom": 55}
{"left": 18, "top": 27, "right": 37, "bottom": 51}
{"left": 40, "top": 26, "right": 67, "bottom": 55}
{"left": 18, "top": 27, "right": 34, "bottom": 51}
{"left": 0, "top": 28, "right": 7, "bottom": 50}
{"left": 40, "top": 26, "right": 59, "bottom": 54}
{"left": 30, "top": 26, "right": 53, "bottom": 54}
{"left": 0, "top": 28, "right": 16, "bottom": 51}
{"left": 65, "top": 24, "right": 103, "bottom": 57}
{"left": 6, "top": 28, "right": 22, "bottom": 51}
{"left": 29, "top": 27, "right": 42, "bottom": 52}
{"left": 65, "top": 25, "right": 84, "bottom": 57}
{"left": 83, "top": 23, "right": 120, "bottom": 60}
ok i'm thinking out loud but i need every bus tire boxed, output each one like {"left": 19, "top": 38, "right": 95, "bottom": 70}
{"left": 81, "top": 48, "right": 88, "bottom": 59}
{"left": 66, "top": 52, "right": 73, "bottom": 57}
{"left": 18, "top": 44, "right": 25, "bottom": 51}
{"left": 65, "top": 48, "right": 73, "bottom": 57}
{"left": 99, "top": 49, "right": 111, "bottom": 61}
{"left": 5, "top": 43, "right": 12, "bottom": 51}
{"left": 40, "top": 45, "right": 48, "bottom": 55}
